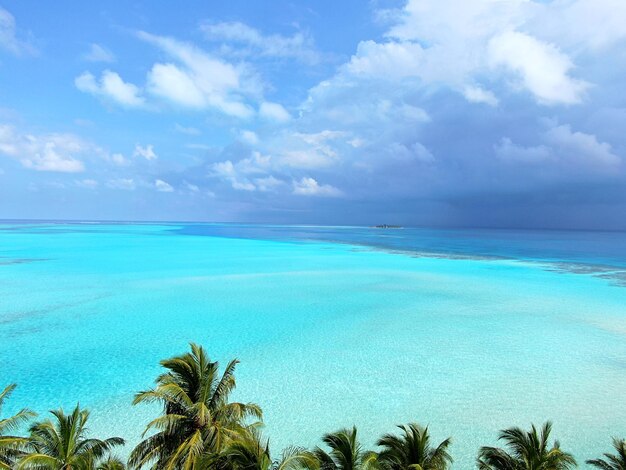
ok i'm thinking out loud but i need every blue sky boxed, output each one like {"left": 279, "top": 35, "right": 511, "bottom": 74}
{"left": 0, "top": 0, "right": 625, "bottom": 228}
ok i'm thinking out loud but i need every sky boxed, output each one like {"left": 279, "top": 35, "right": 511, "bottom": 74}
{"left": 0, "top": 0, "right": 625, "bottom": 229}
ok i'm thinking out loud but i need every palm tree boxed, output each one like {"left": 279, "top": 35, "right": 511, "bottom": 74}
{"left": 0, "top": 384, "right": 36, "bottom": 469}
{"left": 128, "top": 343, "right": 262, "bottom": 470}
{"left": 376, "top": 423, "right": 452, "bottom": 470}
{"left": 17, "top": 404, "right": 124, "bottom": 469}
{"left": 587, "top": 438, "right": 626, "bottom": 470}
{"left": 95, "top": 456, "right": 127, "bottom": 470}
{"left": 314, "top": 427, "right": 377, "bottom": 470}
{"left": 220, "top": 428, "right": 318, "bottom": 470}
{"left": 476, "top": 422, "right": 576, "bottom": 470}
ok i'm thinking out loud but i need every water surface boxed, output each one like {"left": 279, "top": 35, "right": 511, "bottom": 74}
{"left": 1, "top": 222, "right": 625, "bottom": 467}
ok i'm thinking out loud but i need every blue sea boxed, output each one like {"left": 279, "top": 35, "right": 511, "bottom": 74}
{"left": 1, "top": 222, "right": 625, "bottom": 467}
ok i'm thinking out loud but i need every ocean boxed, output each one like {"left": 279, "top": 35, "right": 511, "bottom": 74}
{"left": 1, "top": 222, "right": 625, "bottom": 467}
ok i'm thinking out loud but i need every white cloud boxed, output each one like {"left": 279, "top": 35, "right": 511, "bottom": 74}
{"left": 330, "top": 0, "right": 592, "bottom": 106}
{"left": 201, "top": 21, "right": 320, "bottom": 64}
{"left": 259, "top": 102, "right": 291, "bottom": 122}
{"left": 0, "top": 7, "right": 35, "bottom": 56}
{"left": 488, "top": 31, "right": 588, "bottom": 105}
{"left": 139, "top": 32, "right": 255, "bottom": 118}
{"left": 545, "top": 124, "right": 620, "bottom": 166}
{"left": 292, "top": 177, "right": 342, "bottom": 197}
{"left": 174, "top": 124, "right": 201, "bottom": 135}
{"left": 83, "top": 43, "right": 115, "bottom": 63}
{"left": 240, "top": 130, "right": 259, "bottom": 145}
{"left": 109, "top": 152, "right": 130, "bottom": 166}
{"left": 0, "top": 125, "right": 86, "bottom": 172}
{"left": 155, "top": 179, "right": 174, "bottom": 192}
{"left": 348, "top": 138, "right": 366, "bottom": 148}
{"left": 209, "top": 151, "right": 276, "bottom": 191}
{"left": 107, "top": 178, "right": 136, "bottom": 190}
{"left": 463, "top": 85, "right": 499, "bottom": 106}
{"left": 254, "top": 175, "right": 285, "bottom": 192}
{"left": 496, "top": 123, "right": 620, "bottom": 169}
{"left": 184, "top": 181, "right": 199, "bottom": 192}
{"left": 133, "top": 144, "right": 157, "bottom": 160}
{"left": 75, "top": 179, "right": 99, "bottom": 189}
{"left": 275, "top": 130, "right": 345, "bottom": 169}
{"left": 346, "top": 40, "right": 424, "bottom": 80}
{"left": 75, "top": 70, "right": 144, "bottom": 107}
{"left": 495, "top": 138, "right": 552, "bottom": 163}
{"left": 533, "top": 0, "right": 626, "bottom": 51}
{"left": 147, "top": 63, "right": 206, "bottom": 108}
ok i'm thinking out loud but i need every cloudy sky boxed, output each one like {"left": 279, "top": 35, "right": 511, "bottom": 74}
{"left": 1, "top": 0, "right": 625, "bottom": 228}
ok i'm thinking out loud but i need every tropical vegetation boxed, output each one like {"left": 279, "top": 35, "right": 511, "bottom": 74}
{"left": 0, "top": 384, "right": 36, "bottom": 469}
{"left": 17, "top": 405, "right": 124, "bottom": 469}
{"left": 0, "top": 343, "right": 622, "bottom": 469}
{"left": 477, "top": 422, "right": 576, "bottom": 470}
{"left": 586, "top": 438, "right": 626, "bottom": 470}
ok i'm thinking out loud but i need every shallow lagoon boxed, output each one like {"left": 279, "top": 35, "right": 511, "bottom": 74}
{"left": 1, "top": 223, "right": 625, "bottom": 467}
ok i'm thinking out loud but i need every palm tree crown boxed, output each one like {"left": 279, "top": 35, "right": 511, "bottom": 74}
{"left": 220, "top": 428, "right": 318, "bottom": 470}
{"left": 477, "top": 422, "right": 576, "bottom": 470}
{"left": 18, "top": 404, "right": 124, "bottom": 469}
{"left": 0, "top": 384, "right": 36, "bottom": 469}
{"left": 314, "top": 427, "right": 376, "bottom": 470}
{"left": 129, "top": 343, "right": 262, "bottom": 470}
{"left": 377, "top": 423, "right": 452, "bottom": 470}
{"left": 587, "top": 438, "right": 626, "bottom": 470}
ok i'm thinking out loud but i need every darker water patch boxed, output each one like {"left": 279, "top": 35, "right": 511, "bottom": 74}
{"left": 0, "top": 257, "right": 50, "bottom": 266}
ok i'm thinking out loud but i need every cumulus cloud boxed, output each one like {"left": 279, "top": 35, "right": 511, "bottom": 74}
{"left": 336, "top": 0, "right": 593, "bottom": 106}
{"left": 83, "top": 43, "right": 115, "bottom": 63}
{"left": 277, "top": 130, "right": 344, "bottom": 169}
{"left": 259, "top": 102, "right": 291, "bottom": 122}
{"left": 240, "top": 130, "right": 259, "bottom": 145}
{"left": 495, "top": 138, "right": 551, "bottom": 163}
{"left": 496, "top": 122, "right": 620, "bottom": 169}
{"left": 108, "top": 153, "right": 130, "bottom": 166}
{"left": 209, "top": 151, "right": 274, "bottom": 191}
{"left": 139, "top": 31, "right": 256, "bottom": 118}
{"left": 292, "top": 177, "right": 341, "bottom": 197}
{"left": 201, "top": 21, "right": 320, "bottom": 64}
{"left": 488, "top": 31, "right": 588, "bottom": 105}
{"left": 532, "top": 0, "right": 626, "bottom": 51}
{"left": 254, "top": 175, "right": 285, "bottom": 192}
{"left": 463, "top": 86, "right": 499, "bottom": 106}
{"left": 0, "top": 125, "right": 86, "bottom": 172}
{"left": 133, "top": 144, "right": 157, "bottom": 160}
{"left": 346, "top": 40, "right": 424, "bottom": 80}
{"left": 0, "top": 7, "right": 35, "bottom": 55}
{"left": 75, "top": 70, "right": 144, "bottom": 107}
{"left": 155, "top": 179, "right": 174, "bottom": 192}
{"left": 545, "top": 124, "right": 620, "bottom": 166}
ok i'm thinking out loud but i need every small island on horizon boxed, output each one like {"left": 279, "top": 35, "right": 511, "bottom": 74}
{"left": 372, "top": 224, "right": 403, "bottom": 229}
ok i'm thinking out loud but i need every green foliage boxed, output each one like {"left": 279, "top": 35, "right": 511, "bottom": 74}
{"left": 476, "top": 422, "right": 576, "bottom": 470}
{"left": 0, "top": 384, "right": 36, "bottom": 469}
{"left": 95, "top": 456, "right": 127, "bottom": 470}
{"left": 586, "top": 438, "right": 626, "bottom": 470}
{"left": 17, "top": 404, "right": 124, "bottom": 469}
{"left": 376, "top": 423, "right": 452, "bottom": 470}
{"left": 314, "top": 427, "right": 377, "bottom": 470}
{"left": 220, "top": 428, "right": 318, "bottom": 470}
{"left": 128, "top": 343, "right": 262, "bottom": 470}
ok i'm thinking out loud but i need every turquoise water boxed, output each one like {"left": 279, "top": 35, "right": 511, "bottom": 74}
{"left": 1, "top": 223, "right": 626, "bottom": 468}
